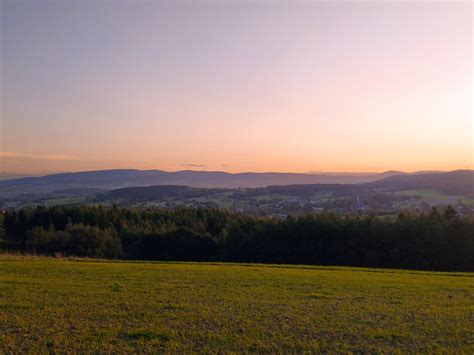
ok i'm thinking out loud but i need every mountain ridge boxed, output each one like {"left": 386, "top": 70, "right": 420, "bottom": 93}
{"left": 0, "top": 169, "right": 406, "bottom": 198}
{"left": 1, "top": 169, "right": 472, "bottom": 200}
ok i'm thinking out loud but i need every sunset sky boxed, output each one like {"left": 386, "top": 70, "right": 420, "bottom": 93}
{"left": 1, "top": 1, "right": 472, "bottom": 174}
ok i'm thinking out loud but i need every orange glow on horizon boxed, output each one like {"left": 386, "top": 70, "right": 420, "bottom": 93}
{"left": 1, "top": 2, "right": 472, "bottom": 174}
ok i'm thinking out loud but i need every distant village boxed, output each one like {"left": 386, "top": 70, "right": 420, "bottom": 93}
{"left": 130, "top": 193, "right": 474, "bottom": 218}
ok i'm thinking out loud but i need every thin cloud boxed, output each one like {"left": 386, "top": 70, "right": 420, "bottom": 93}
{"left": 180, "top": 163, "right": 206, "bottom": 168}
{"left": 0, "top": 151, "right": 157, "bottom": 173}
{"left": 0, "top": 151, "right": 78, "bottom": 161}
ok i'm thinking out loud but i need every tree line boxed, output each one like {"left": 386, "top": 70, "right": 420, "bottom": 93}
{"left": 1, "top": 205, "right": 473, "bottom": 271}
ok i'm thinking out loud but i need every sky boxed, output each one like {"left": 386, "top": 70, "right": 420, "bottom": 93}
{"left": 1, "top": 0, "right": 472, "bottom": 174}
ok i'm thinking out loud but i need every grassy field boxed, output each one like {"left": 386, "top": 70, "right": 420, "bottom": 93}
{"left": 0, "top": 256, "right": 473, "bottom": 352}
{"left": 396, "top": 189, "right": 463, "bottom": 205}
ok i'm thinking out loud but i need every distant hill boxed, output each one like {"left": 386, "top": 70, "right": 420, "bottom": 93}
{"left": 0, "top": 169, "right": 403, "bottom": 198}
{"left": 96, "top": 183, "right": 367, "bottom": 204}
{"left": 0, "top": 172, "right": 46, "bottom": 181}
{"left": 364, "top": 170, "right": 474, "bottom": 195}
{"left": 102, "top": 185, "right": 229, "bottom": 202}
{"left": 217, "top": 170, "right": 473, "bottom": 197}
{"left": 96, "top": 170, "right": 474, "bottom": 205}
{"left": 1, "top": 169, "right": 471, "bottom": 204}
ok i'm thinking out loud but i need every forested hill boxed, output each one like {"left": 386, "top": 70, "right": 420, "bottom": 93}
{"left": 1, "top": 170, "right": 472, "bottom": 208}
{"left": 103, "top": 185, "right": 231, "bottom": 202}
{"left": 363, "top": 170, "right": 474, "bottom": 195}
{"left": 0, "top": 169, "right": 402, "bottom": 197}
{"left": 97, "top": 170, "right": 474, "bottom": 201}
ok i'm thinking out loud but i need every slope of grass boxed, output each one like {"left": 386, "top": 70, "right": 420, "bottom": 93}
{"left": 0, "top": 255, "right": 473, "bottom": 352}
{"left": 396, "top": 189, "right": 462, "bottom": 205}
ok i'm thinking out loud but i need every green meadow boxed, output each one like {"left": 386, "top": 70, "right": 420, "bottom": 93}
{"left": 0, "top": 256, "right": 473, "bottom": 352}
{"left": 397, "top": 189, "right": 466, "bottom": 205}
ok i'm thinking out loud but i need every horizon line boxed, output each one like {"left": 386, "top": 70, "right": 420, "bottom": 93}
{"left": 3, "top": 168, "right": 472, "bottom": 177}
